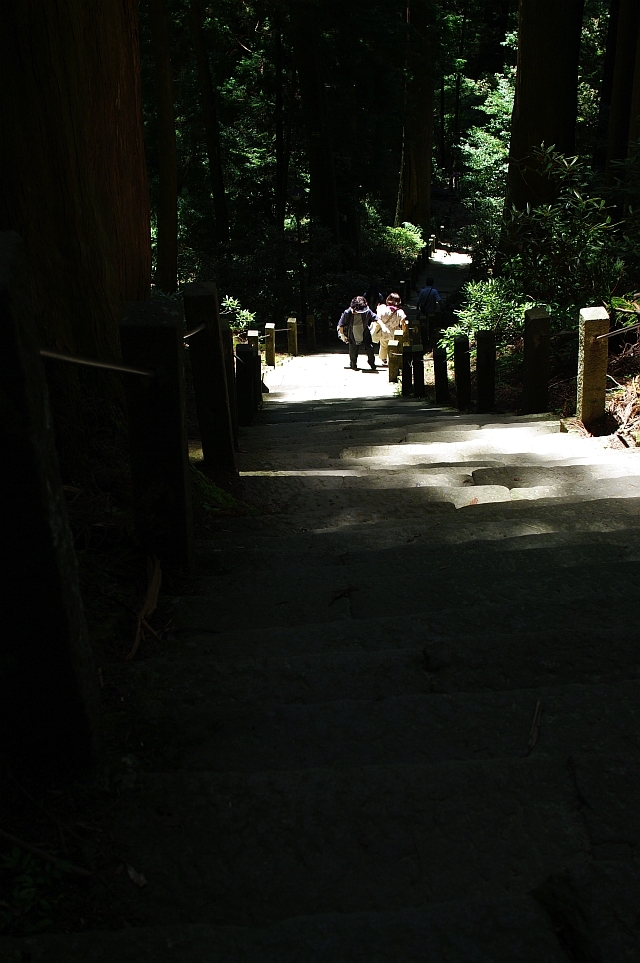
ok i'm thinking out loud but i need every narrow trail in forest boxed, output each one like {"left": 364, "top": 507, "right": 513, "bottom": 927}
{"left": 6, "top": 254, "right": 640, "bottom": 962}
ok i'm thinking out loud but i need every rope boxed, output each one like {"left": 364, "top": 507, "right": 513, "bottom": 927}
{"left": 40, "top": 349, "right": 155, "bottom": 378}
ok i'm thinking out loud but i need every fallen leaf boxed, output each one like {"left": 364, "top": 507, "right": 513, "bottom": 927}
{"left": 127, "top": 864, "right": 147, "bottom": 887}
{"left": 469, "top": 497, "right": 479, "bottom": 506}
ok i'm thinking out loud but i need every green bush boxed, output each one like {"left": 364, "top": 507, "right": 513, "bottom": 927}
{"left": 440, "top": 277, "right": 534, "bottom": 357}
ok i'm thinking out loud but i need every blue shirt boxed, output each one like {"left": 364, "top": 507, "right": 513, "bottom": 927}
{"left": 417, "top": 285, "right": 441, "bottom": 314}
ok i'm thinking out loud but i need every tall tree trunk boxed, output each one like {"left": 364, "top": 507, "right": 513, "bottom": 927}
{"left": 274, "top": 15, "right": 291, "bottom": 232}
{"left": 148, "top": 0, "right": 178, "bottom": 292}
{"left": 593, "top": 0, "right": 620, "bottom": 171}
{"left": 629, "top": 27, "right": 640, "bottom": 147}
{"left": 400, "top": 2, "right": 435, "bottom": 233}
{"left": 289, "top": 0, "right": 340, "bottom": 243}
{"left": 439, "top": 76, "right": 446, "bottom": 171}
{"left": 506, "top": 0, "right": 585, "bottom": 211}
{"left": 189, "top": 0, "right": 230, "bottom": 249}
{"left": 605, "top": 0, "right": 640, "bottom": 177}
{"left": 0, "top": 0, "right": 150, "bottom": 461}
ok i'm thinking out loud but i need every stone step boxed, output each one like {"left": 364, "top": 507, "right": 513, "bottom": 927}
{"left": 127, "top": 625, "right": 640, "bottom": 710}
{"left": 128, "top": 680, "right": 640, "bottom": 773}
{"left": 1, "top": 898, "right": 570, "bottom": 962}
{"left": 73, "top": 753, "right": 632, "bottom": 928}
{"left": 337, "top": 435, "right": 609, "bottom": 465}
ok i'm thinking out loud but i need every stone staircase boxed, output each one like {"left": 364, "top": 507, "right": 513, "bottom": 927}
{"left": 6, "top": 391, "right": 640, "bottom": 961}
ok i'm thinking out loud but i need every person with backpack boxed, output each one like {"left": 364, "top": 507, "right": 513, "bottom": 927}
{"left": 417, "top": 276, "right": 442, "bottom": 349}
{"left": 337, "top": 296, "right": 377, "bottom": 371}
{"left": 372, "top": 292, "right": 407, "bottom": 365}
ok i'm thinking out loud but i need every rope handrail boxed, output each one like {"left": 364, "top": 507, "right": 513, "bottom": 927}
{"left": 183, "top": 322, "right": 207, "bottom": 340}
{"left": 40, "top": 349, "right": 155, "bottom": 378}
{"left": 595, "top": 321, "right": 640, "bottom": 341}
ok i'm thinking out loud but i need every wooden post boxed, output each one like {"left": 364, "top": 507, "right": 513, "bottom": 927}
{"left": 121, "top": 299, "right": 194, "bottom": 568}
{"left": 247, "top": 330, "right": 262, "bottom": 409}
{"left": 306, "top": 314, "right": 317, "bottom": 352}
{"left": 412, "top": 344, "right": 425, "bottom": 397}
{"left": 394, "top": 327, "right": 405, "bottom": 348}
{"left": 0, "top": 232, "right": 100, "bottom": 770}
{"left": 265, "top": 322, "right": 276, "bottom": 366}
{"left": 320, "top": 314, "right": 329, "bottom": 346}
{"left": 577, "top": 306, "right": 609, "bottom": 428}
{"left": 287, "top": 317, "right": 298, "bottom": 355}
{"left": 388, "top": 339, "right": 401, "bottom": 383}
{"left": 522, "top": 307, "right": 551, "bottom": 414}
{"left": 219, "top": 310, "right": 239, "bottom": 450}
{"left": 430, "top": 235, "right": 436, "bottom": 255}
{"left": 433, "top": 347, "right": 450, "bottom": 404}
{"left": 402, "top": 344, "right": 413, "bottom": 396}
{"left": 182, "top": 282, "right": 236, "bottom": 473}
{"left": 454, "top": 334, "right": 471, "bottom": 410}
{"left": 476, "top": 330, "right": 496, "bottom": 413}
{"left": 235, "top": 343, "right": 255, "bottom": 425}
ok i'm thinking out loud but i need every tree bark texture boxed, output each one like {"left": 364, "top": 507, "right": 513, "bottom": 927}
{"left": 629, "top": 27, "right": 640, "bottom": 147}
{"left": 0, "top": 0, "right": 151, "bottom": 458}
{"left": 605, "top": 0, "right": 640, "bottom": 174}
{"left": 289, "top": 0, "right": 340, "bottom": 243}
{"left": 274, "top": 16, "right": 291, "bottom": 232}
{"left": 506, "top": 0, "right": 584, "bottom": 210}
{"left": 148, "top": 0, "right": 179, "bottom": 293}
{"left": 400, "top": 2, "right": 435, "bottom": 232}
{"left": 189, "top": 0, "right": 230, "bottom": 249}
{"left": 593, "top": 0, "right": 620, "bottom": 171}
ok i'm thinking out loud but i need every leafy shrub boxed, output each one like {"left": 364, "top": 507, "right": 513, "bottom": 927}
{"left": 440, "top": 277, "right": 534, "bottom": 356}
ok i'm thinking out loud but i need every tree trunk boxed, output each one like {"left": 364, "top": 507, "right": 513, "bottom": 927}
{"left": 605, "top": 0, "right": 640, "bottom": 177}
{"left": 289, "top": 0, "right": 340, "bottom": 243}
{"left": 629, "top": 27, "right": 640, "bottom": 147}
{"left": 399, "top": 2, "right": 435, "bottom": 233}
{"left": 593, "top": 0, "right": 620, "bottom": 171}
{"left": 506, "top": 0, "right": 585, "bottom": 210}
{"left": 274, "top": 15, "right": 291, "bottom": 232}
{"left": 189, "top": 0, "right": 230, "bottom": 249}
{"left": 0, "top": 0, "right": 150, "bottom": 461}
{"left": 439, "top": 76, "right": 446, "bottom": 171}
{"left": 148, "top": 0, "right": 178, "bottom": 293}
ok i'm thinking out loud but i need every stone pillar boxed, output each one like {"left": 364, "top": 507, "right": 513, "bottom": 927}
{"left": 0, "top": 232, "right": 100, "bottom": 770}
{"left": 182, "top": 282, "right": 236, "bottom": 473}
{"left": 121, "top": 300, "right": 194, "bottom": 568}
{"left": 577, "top": 306, "right": 609, "bottom": 428}
{"left": 388, "top": 340, "right": 401, "bottom": 383}
{"left": 454, "top": 335, "right": 471, "bottom": 410}
{"left": 476, "top": 330, "right": 496, "bottom": 413}
{"left": 287, "top": 317, "right": 298, "bottom": 355}
{"left": 306, "top": 314, "right": 316, "bottom": 352}
{"left": 522, "top": 307, "right": 551, "bottom": 414}
{"left": 433, "top": 347, "right": 450, "bottom": 405}
{"left": 265, "top": 322, "right": 276, "bottom": 367}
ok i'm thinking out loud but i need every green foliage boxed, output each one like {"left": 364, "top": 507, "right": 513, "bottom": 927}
{"left": 457, "top": 73, "right": 514, "bottom": 271}
{"left": 220, "top": 295, "right": 256, "bottom": 334}
{"left": 362, "top": 209, "right": 426, "bottom": 278}
{"left": 503, "top": 147, "right": 623, "bottom": 327}
{"left": 0, "top": 847, "right": 65, "bottom": 935}
{"left": 190, "top": 465, "right": 255, "bottom": 516}
{"left": 440, "top": 277, "right": 534, "bottom": 356}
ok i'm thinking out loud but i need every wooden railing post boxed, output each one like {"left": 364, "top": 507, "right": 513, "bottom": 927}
{"left": 306, "top": 314, "right": 317, "bottom": 352}
{"left": 235, "top": 342, "right": 255, "bottom": 426}
{"left": 182, "top": 282, "right": 236, "bottom": 473}
{"left": 522, "top": 307, "right": 551, "bottom": 414}
{"left": 412, "top": 344, "right": 425, "bottom": 397}
{"left": 388, "top": 339, "right": 401, "bottom": 383}
{"left": 219, "top": 311, "right": 239, "bottom": 450}
{"left": 265, "top": 322, "right": 276, "bottom": 366}
{"left": 320, "top": 313, "right": 329, "bottom": 346}
{"left": 577, "top": 306, "right": 609, "bottom": 428}
{"left": 476, "top": 330, "right": 496, "bottom": 413}
{"left": 247, "top": 329, "right": 262, "bottom": 411}
{"left": 121, "top": 299, "right": 194, "bottom": 568}
{"left": 433, "top": 347, "right": 450, "bottom": 404}
{"left": 287, "top": 317, "right": 298, "bottom": 355}
{"left": 0, "top": 231, "right": 100, "bottom": 769}
{"left": 454, "top": 335, "right": 471, "bottom": 410}
{"left": 402, "top": 344, "right": 413, "bottom": 396}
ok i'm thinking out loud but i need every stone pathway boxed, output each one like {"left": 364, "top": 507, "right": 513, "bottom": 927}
{"left": 5, "top": 298, "right": 640, "bottom": 960}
